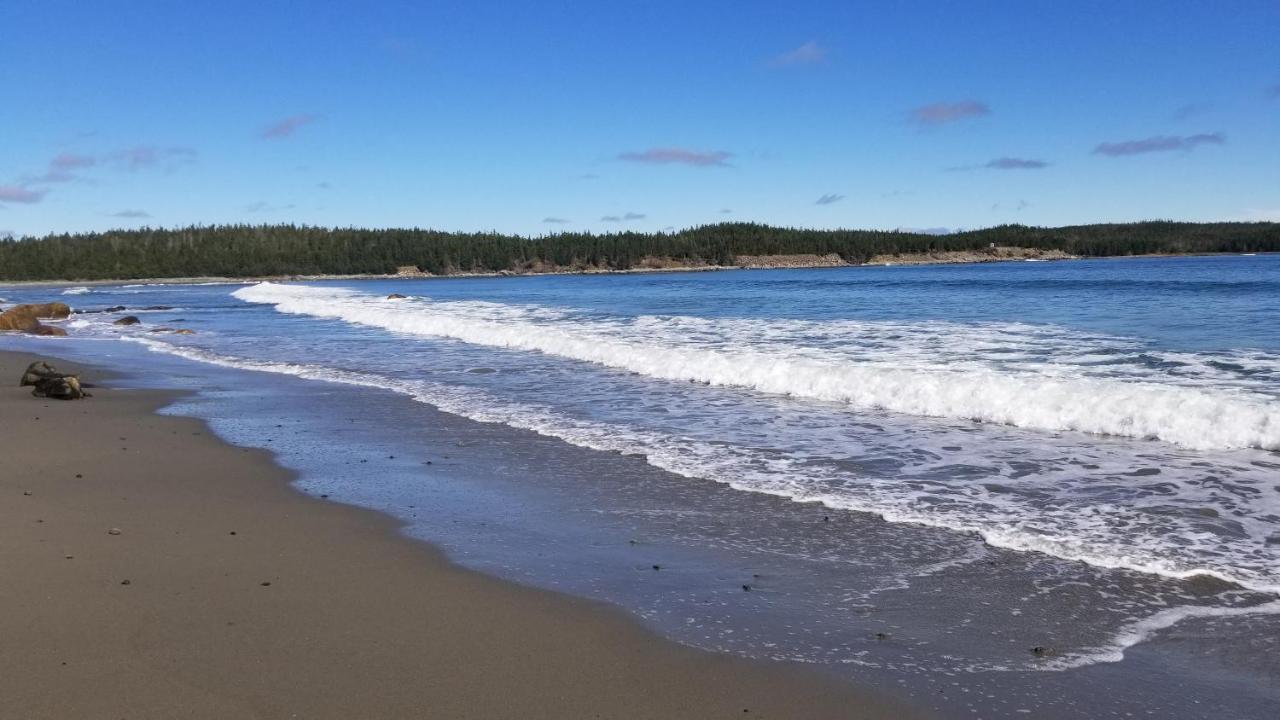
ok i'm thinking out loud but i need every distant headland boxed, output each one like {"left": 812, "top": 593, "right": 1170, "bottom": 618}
{"left": 1, "top": 221, "right": 1275, "bottom": 282}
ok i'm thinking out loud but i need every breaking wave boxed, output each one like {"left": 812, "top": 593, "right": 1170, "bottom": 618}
{"left": 233, "top": 283, "right": 1280, "bottom": 452}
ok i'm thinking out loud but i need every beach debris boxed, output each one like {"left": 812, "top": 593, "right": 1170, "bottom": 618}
{"left": 108, "top": 528, "right": 122, "bottom": 536}
{"left": 742, "top": 584, "right": 752, "bottom": 591}
{"left": 120, "top": 579, "right": 131, "bottom": 585}
{"left": 113, "top": 315, "right": 141, "bottom": 326}
{"left": 652, "top": 564, "right": 661, "bottom": 571}
{"left": 260, "top": 581, "right": 272, "bottom": 587}
{"left": 874, "top": 632, "right": 891, "bottom": 641}
{"left": 1030, "top": 646, "right": 1054, "bottom": 657}
{"left": 22, "top": 490, "right": 31, "bottom": 496}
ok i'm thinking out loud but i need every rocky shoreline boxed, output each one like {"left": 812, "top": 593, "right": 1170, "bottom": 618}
{"left": 0, "top": 246, "right": 1088, "bottom": 287}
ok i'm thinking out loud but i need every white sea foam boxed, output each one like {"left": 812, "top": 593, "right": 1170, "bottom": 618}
{"left": 122, "top": 335, "right": 1280, "bottom": 667}
{"left": 1045, "top": 600, "right": 1280, "bottom": 670}
{"left": 123, "top": 335, "right": 1280, "bottom": 590}
{"left": 233, "top": 283, "right": 1280, "bottom": 451}
{"left": 61, "top": 286, "right": 91, "bottom": 295}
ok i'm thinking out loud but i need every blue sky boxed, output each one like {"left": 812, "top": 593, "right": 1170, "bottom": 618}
{"left": 2, "top": 0, "right": 1277, "bottom": 238}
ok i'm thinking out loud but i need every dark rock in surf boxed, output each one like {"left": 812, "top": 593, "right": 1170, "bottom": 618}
{"left": 387, "top": 293, "right": 408, "bottom": 299}
{"left": 113, "top": 316, "right": 140, "bottom": 326}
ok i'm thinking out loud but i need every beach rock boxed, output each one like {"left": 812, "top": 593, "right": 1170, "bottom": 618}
{"left": 21, "top": 361, "right": 63, "bottom": 386}
{"left": 142, "top": 305, "right": 173, "bottom": 311}
{"left": 0, "top": 302, "right": 72, "bottom": 331}
{"left": 108, "top": 528, "right": 122, "bottom": 535}
{"left": 28, "top": 324, "right": 68, "bottom": 336}
{"left": 113, "top": 315, "right": 141, "bottom": 326}
{"left": 173, "top": 329, "right": 195, "bottom": 335}
{"left": 31, "top": 375, "right": 89, "bottom": 400}
{"left": 387, "top": 293, "right": 407, "bottom": 299}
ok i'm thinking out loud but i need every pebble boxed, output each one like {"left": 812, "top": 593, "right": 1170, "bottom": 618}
{"left": 652, "top": 564, "right": 661, "bottom": 571}
{"left": 23, "top": 491, "right": 32, "bottom": 496}
{"left": 260, "top": 581, "right": 272, "bottom": 587}
{"left": 108, "top": 528, "right": 121, "bottom": 535}
{"left": 120, "top": 579, "right": 131, "bottom": 586}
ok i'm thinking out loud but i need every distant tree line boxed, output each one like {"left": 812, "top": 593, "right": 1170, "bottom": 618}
{"left": 0, "top": 221, "right": 1276, "bottom": 281}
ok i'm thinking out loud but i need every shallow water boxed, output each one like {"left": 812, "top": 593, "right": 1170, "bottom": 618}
{"left": 5, "top": 255, "right": 1279, "bottom": 718}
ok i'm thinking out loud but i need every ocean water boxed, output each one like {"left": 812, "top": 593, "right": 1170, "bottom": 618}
{"left": 5, "top": 255, "right": 1279, "bottom": 717}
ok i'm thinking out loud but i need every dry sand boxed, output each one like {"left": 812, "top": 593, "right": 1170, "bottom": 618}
{"left": 0, "top": 350, "right": 926, "bottom": 719}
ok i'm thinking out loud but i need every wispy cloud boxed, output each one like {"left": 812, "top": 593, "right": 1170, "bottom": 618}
{"left": 618, "top": 147, "right": 732, "bottom": 167}
{"left": 25, "top": 152, "right": 99, "bottom": 183}
{"left": 542, "top": 216, "right": 570, "bottom": 224}
{"left": 1093, "top": 132, "right": 1225, "bottom": 157}
{"left": 245, "top": 201, "right": 296, "bottom": 213}
{"left": 1173, "top": 101, "right": 1212, "bottom": 121}
{"left": 112, "top": 145, "right": 197, "bottom": 171}
{"left": 769, "top": 41, "right": 827, "bottom": 67}
{"left": 110, "top": 209, "right": 151, "bottom": 219}
{"left": 815, "top": 193, "right": 844, "bottom": 205}
{"left": 0, "top": 185, "right": 47, "bottom": 204}
{"left": 718, "top": 208, "right": 733, "bottom": 214}
{"left": 911, "top": 100, "right": 990, "bottom": 126}
{"left": 985, "top": 157, "right": 1049, "bottom": 170}
{"left": 261, "top": 114, "right": 317, "bottom": 140}
{"left": 601, "top": 212, "right": 648, "bottom": 222}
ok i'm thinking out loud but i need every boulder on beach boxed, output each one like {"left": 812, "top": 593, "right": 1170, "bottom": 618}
{"left": 20, "top": 361, "right": 63, "bottom": 387}
{"left": 114, "top": 315, "right": 141, "bottom": 326}
{"left": 32, "top": 375, "right": 88, "bottom": 400}
{"left": 0, "top": 302, "right": 72, "bottom": 331}
{"left": 28, "top": 325, "right": 68, "bottom": 336}
{"left": 20, "top": 361, "right": 90, "bottom": 400}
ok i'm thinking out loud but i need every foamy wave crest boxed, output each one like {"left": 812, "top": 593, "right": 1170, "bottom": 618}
{"left": 123, "top": 336, "right": 1280, "bottom": 670}
{"left": 1045, "top": 600, "right": 1280, "bottom": 670}
{"left": 125, "top": 335, "right": 1280, "bottom": 594}
{"left": 233, "top": 283, "right": 1280, "bottom": 451}
{"left": 61, "top": 286, "right": 92, "bottom": 295}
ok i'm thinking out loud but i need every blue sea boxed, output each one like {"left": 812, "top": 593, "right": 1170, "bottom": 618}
{"left": 4, "top": 255, "right": 1279, "bottom": 718}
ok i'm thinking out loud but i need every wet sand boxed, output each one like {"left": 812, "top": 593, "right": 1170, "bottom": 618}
{"left": 0, "top": 350, "right": 925, "bottom": 719}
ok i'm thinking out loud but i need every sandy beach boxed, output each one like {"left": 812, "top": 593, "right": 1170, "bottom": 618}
{"left": 0, "top": 350, "right": 925, "bottom": 719}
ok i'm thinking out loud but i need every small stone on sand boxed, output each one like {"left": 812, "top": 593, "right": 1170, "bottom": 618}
{"left": 108, "top": 528, "right": 121, "bottom": 535}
